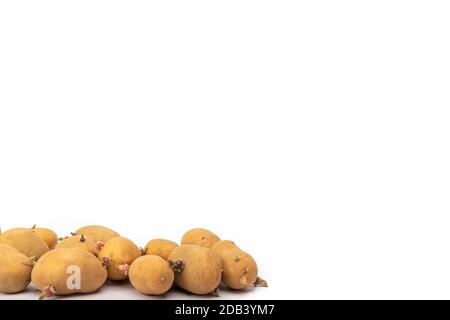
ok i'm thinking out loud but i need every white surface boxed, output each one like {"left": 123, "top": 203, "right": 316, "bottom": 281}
{"left": 1, "top": 1, "right": 450, "bottom": 300}
{"left": 0, "top": 283, "right": 271, "bottom": 301}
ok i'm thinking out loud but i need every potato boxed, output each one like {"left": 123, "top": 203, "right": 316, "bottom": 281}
{"left": 129, "top": 255, "right": 174, "bottom": 295}
{"left": 98, "top": 237, "right": 141, "bottom": 280}
{"left": 0, "top": 244, "right": 34, "bottom": 293}
{"left": 73, "top": 225, "right": 120, "bottom": 250}
{"left": 168, "top": 245, "right": 222, "bottom": 295}
{"left": 144, "top": 239, "right": 178, "bottom": 260}
{"left": 31, "top": 248, "right": 107, "bottom": 299}
{"left": 212, "top": 240, "right": 266, "bottom": 289}
{"left": 181, "top": 228, "right": 220, "bottom": 249}
{"left": 31, "top": 225, "right": 58, "bottom": 250}
{"left": 0, "top": 228, "right": 49, "bottom": 259}
{"left": 55, "top": 235, "right": 99, "bottom": 256}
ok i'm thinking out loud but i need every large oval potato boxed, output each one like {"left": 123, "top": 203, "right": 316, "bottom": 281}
{"left": 0, "top": 228, "right": 49, "bottom": 259}
{"left": 212, "top": 240, "right": 266, "bottom": 289}
{"left": 181, "top": 228, "right": 220, "bottom": 249}
{"left": 55, "top": 235, "right": 99, "bottom": 256}
{"left": 31, "top": 225, "right": 58, "bottom": 250}
{"left": 144, "top": 239, "right": 178, "bottom": 260}
{"left": 31, "top": 248, "right": 107, "bottom": 298}
{"left": 98, "top": 237, "right": 141, "bottom": 280}
{"left": 168, "top": 245, "right": 222, "bottom": 295}
{"left": 73, "top": 225, "right": 120, "bottom": 249}
{"left": 129, "top": 255, "right": 174, "bottom": 295}
{"left": 0, "top": 244, "right": 34, "bottom": 293}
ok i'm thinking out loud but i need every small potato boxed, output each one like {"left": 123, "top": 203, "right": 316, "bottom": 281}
{"left": 212, "top": 240, "right": 266, "bottom": 289}
{"left": 31, "top": 225, "right": 58, "bottom": 250}
{"left": 55, "top": 235, "right": 100, "bottom": 256}
{"left": 129, "top": 255, "right": 174, "bottom": 295}
{"left": 181, "top": 228, "right": 220, "bottom": 249}
{"left": 98, "top": 237, "right": 141, "bottom": 280}
{"left": 31, "top": 248, "right": 107, "bottom": 299}
{"left": 73, "top": 225, "right": 120, "bottom": 249}
{"left": 0, "top": 244, "right": 34, "bottom": 293}
{"left": 0, "top": 228, "right": 49, "bottom": 259}
{"left": 144, "top": 239, "right": 178, "bottom": 260}
{"left": 168, "top": 245, "right": 222, "bottom": 295}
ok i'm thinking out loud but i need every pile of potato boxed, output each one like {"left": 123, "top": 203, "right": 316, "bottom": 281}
{"left": 0, "top": 226, "right": 267, "bottom": 298}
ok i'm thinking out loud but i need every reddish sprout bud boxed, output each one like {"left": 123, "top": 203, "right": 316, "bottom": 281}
{"left": 95, "top": 241, "right": 104, "bottom": 251}
{"left": 39, "top": 285, "right": 56, "bottom": 300}
{"left": 101, "top": 256, "right": 111, "bottom": 268}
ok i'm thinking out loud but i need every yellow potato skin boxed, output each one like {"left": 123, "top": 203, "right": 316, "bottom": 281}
{"left": 144, "top": 239, "right": 178, "bottom": 260}
{"left": 55, "top": 235, "right": 99, "bottom": 256}
{"left": 0, "top": 244, "right": 34, "bottom": 293}
{"left": 74, "top": 225, "right": 120, "bottom": 244}
{"left": 98, "top": 237, "right": 141, "bottom": 280}
{"left": 31, "top": 248, "right": 107, "bottom": 296}
{"left": 168, "top": 245, "right": 222, "bottom": 295}
{"left": 212, "top": 240, "right": 258, "bottom": 289}
{"left": 129, "top": 255, "right": 174, "bottom": 295}
{"left": 181, "top": 228, "right": 220, "bottom": 249}
{"left": 0, "top": 228, "right": 49, "bottom": 259}
{"left": 32, "top": 227, "right": 58, "bottom": 250}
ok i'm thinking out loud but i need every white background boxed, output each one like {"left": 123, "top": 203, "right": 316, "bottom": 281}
{"left": 1, "top": 1, "right": 450, "bottom": 300}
